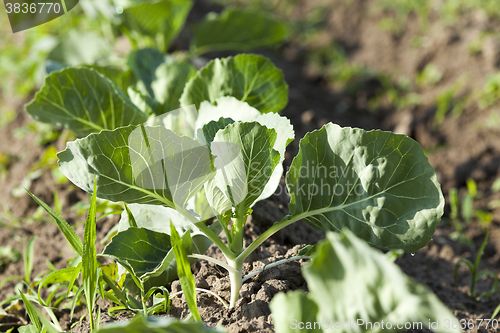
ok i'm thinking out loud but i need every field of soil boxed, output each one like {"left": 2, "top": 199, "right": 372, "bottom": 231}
{"left": 2, "top": 0, "right": 500, "bottom": 332}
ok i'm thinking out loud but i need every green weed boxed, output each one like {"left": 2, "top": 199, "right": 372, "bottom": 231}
{"left": 454, "top": 233, "right": 498, "bottom": 299}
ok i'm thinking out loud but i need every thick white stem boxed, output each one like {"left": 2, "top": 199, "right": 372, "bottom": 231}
{"left": 226, "top": 258, "right": 243, "bottom": 308}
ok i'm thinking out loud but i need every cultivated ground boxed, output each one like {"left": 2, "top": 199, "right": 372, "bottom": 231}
{"left": 2, "top": 0, "right": 500, "bottom": 331}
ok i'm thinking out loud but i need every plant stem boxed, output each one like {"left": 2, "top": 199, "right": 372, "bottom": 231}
{"left": 230, "top": 216, "right": 245, "bottom": 254}
{"left": 219, "top": 214, "right": 306, "bottom": 308}
{"left": 226, "top": 257, "right": 243, "bottom": 308}
{"left": 175, "top": 206, "right": 235, "bottom": 260}
{"left": 241, "top": 256, "right": 310, "bottom": 283}
{"left": 194, "top": 222, "right": 235, "bottom": 260}
{"left": 470, "top": 273, "right": 477, "bottom": 297}
{"left": 141, "top": 290, "right": 148, "bottom": 316}
{"left": 236, "top": 214, "right": 303, "bottom": 263}
{"left": 187, "top": 254, "right": 239, "bottom": 274}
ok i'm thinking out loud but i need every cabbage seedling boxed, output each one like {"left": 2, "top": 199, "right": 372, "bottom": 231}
{"left": 57, "top": 107, "right": 444, "bottom": 307}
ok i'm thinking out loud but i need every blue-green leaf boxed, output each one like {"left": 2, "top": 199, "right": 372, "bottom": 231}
{"left": 26, "top": 67, "right": 147, "bottom": 137}
{"left": 286, "top": 123, "right": 444, "bottom": 252}
{"left": 58, "top": 125, "right": 215, "bottom": 209}
{"left": 271, "top": 230, "right": 461, "bottom": 333}
{"left": 192, "top": 8, "right": 288, "bottom": 55}
{"left": 180, "top": 54, "right": 288, "bottom": 114}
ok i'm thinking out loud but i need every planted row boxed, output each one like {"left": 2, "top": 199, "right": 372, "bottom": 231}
{"left": 20, "top": 12, "right": 455, "bottom": 329}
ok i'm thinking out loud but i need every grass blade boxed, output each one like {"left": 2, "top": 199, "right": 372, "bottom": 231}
{"left": 26, "top": 189, "right": 83, "bottom": 256}
{"left": 454, "top": 258, "right": 474, "bottom": 284}
{"left": 24, "top": 236, "right": 36, "bottom": 283}
{"left": 67, "top": 262, "right": 82, "bottom": 298}
{"left": 70, "top": 285, "right": 85, "bottom": 320}
{"left": 492, "top": 303, "right": 500, "bottom": 320}
{"left": 474, "top": 232, "right": 489, "bottom": 268}
{"left": 18, "top": 292, "right": 62, "bottom": 332}
{"left": 37, "top": 266, "right": 77, "bottom": 306}
{"left": 19, "top": 291, "right": 42, "bottom": 332}
{"left": 82, "top": 181, "right": 99, "bottom": 331}
{"left": 101, "top": 273, "right": 128, "bottom": 306}
{"left": 170, "top": 221, "right": 202, "bottom": 322}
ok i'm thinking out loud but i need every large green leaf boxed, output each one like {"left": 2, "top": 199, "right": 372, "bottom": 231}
{"left": 119, "top": 0, "right": 192, "bottom": 48}
{"left": 148, "top": 104, "right": 199, "bottom": 138}
{"left": 253, "top": 112, "right": 294, "bottom": 202}
{"left": 203, "top": 178, "right": 232, "bottom": 219}
{"left": 95, "top": 315, "right": 223, "bottom": 333}
{"left": 270, "top": 230, "right": 460, "bottom": 333}
{"left": 89, "top": 66, "right": 137, "bottom": 97}
{"left": 128, "top": 48, "right": 166, "bottom": 98}
{"left": 211, "top": 121, "right": 279, "bottom": 219}
{"left": 128, "top": 49, "right": 196, "bottom": 115}
{"left": 151, "top": 58, "right": 196, "bottom": 113}
{"left": 200, "top": 117, "right": 235, "bottom": 150}
{"left": 192, "top": 8, "right": 288, "bottom": 55}
{"left": 180, "top": 54, "right": 288, "bottom": 114}
{"left": 117, "top": 204, "right": 222, "bottom": 255}
{"left": 270, "top": 291, "right": 320, "bottom": 333}
{"left": 286, "top": 123, "right": 444, "bottom": 252}
{"left": 113, "top": 204, "right": 222, "bottom": 288}
{"left": 194, "top": 97, "right": 261, "bottom": 139}
{"left": 128, "top": 87, "right": 163, "bottom": 117}
{"left": 102, "top": 227, "right": 175, "bottom": 281}
{"left": 200, "top": 109, "right": 293, "bottom": 204}
{"left": 25, "top": 67, "right": 147, "bottom": 137}
{"left": 57, "top": 125, "right": 215, "bottom": 209}
{"left": 47, "top": 31, "right": 112, "bottom": 66}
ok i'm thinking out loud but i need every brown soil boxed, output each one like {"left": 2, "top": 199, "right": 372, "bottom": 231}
{"left": 3, "top": 0, "right": 500, "bottom": 332}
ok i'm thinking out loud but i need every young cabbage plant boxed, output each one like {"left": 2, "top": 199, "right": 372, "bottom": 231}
{"left": 26, "top": 52, "right": 288, "bottom": 131}
{"left": 26, "top": 52, "right": 291, "bottom": 309}
{"left": 56, "top": 96, "right": 444, "bottom": 308}
{"left": 50, "top": 0, "right": 287, "bottom": 63}
{"left": 270, "top": 230, "right": 461, "bottom": 333}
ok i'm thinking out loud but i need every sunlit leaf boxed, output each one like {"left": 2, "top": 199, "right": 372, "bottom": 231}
{"left": 180, "top": 54, "right": 288, "bottom": 114}
{"left": 286, "top": 123, "right": 444, "bottom": 252}
{"left": 26, "top": 67, "right": 147, "bottom": 137}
